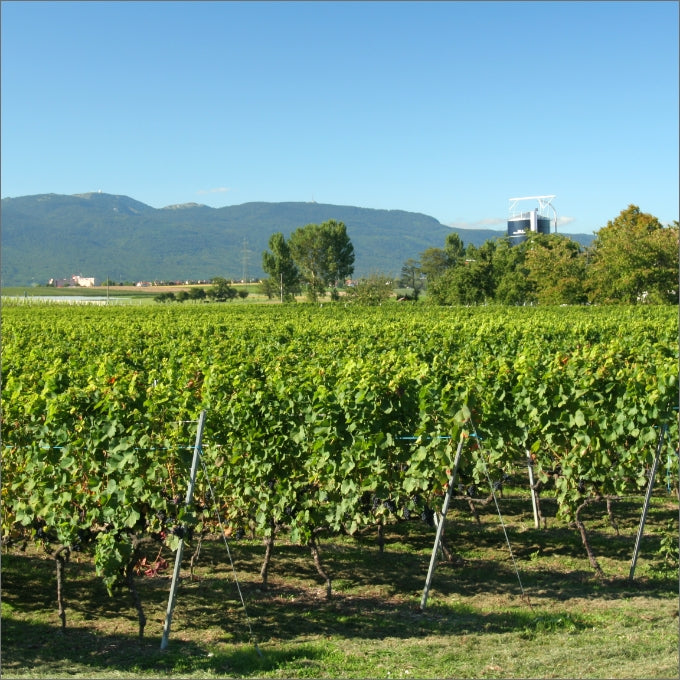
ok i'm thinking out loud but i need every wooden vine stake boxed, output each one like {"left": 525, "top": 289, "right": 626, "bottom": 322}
{"left": 420, "top": 433, "right": 465, "bottom": 610}
{"left": 160, "top": 410, "right": 206, "bottom": 651}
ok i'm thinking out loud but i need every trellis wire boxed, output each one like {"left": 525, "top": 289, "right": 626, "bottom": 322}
{"left": 629, "top": 422, "right": 669, "bottom": 580}
{"left": 420, "top": 433, "right": 465, "bottom": 610}
{"left": 469, "top": 418, "right": 530, "bottom": 607}
{"left": 159, "top": 413, "right": 261, "bottom": 656}
{"left": 198, "top": 445, "right": 262, "bottom": 658}
{"left": 161, "top": 411, "right": 206, "bottom": 651}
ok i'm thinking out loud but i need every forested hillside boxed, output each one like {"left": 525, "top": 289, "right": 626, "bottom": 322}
{"left": 0, "top": 192, "right": 592, "bottom": 286}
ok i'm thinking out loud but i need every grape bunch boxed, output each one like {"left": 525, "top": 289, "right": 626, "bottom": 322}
{"left": 420, "top": 506, "right": 435, "bottom": 527}
{"left": 382, "top": 499, "right": 397, "bottom": 514}
{"left": 466, "top": 484, "right": 478, "bottom": 498}
{"left": 492, "top": 474, "right": 511, "bottom": 492}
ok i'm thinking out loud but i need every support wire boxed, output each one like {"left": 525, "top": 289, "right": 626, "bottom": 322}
{"left": 198, "top": 450, "right": 263, "bottom": 657}
{"left": 469, "top": 420, "right": 531, "bottom": 609}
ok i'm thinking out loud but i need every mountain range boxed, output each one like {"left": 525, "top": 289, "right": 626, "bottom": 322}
{"left": 0, "top": 192, "right": 594, "bottom": 287}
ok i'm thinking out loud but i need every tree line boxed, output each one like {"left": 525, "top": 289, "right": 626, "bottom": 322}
{"left": 259, "top": 205, "right": 677, "bottom": 306}
{"left": 157, "top": 205, "right": 677, "bottom": 305}
{"left": 154, "top": 278, "right": 249, "bottom": 303}
{"left": 402, "top": 204, "right": 678, "bottom": 305}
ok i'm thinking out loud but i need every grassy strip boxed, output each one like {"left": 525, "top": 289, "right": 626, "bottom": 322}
{"left": 2, "top": 493, "right": 678, "bottom": 678}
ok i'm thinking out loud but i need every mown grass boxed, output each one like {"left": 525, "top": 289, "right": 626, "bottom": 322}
{"left": 0, "top": 284, "right": 342, "bottom": 306}
{"left": 2, "top": 491, "right": 678, "bottom": 678}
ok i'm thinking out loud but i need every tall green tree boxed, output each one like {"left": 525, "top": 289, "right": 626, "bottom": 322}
{"left": 289, "top": 220, "right": 355, "bottom": 301}
{"left": 419, "top": 246, "right": 451, "bottom": 284}
{"left": 586, "top": 205, "right": 679, "bottom": 304}
{"left": 262, "top": 232, "right": 301, "bottom": 302}
{"left": 525, "top": 234, "right": 587, "bottom": 305}
{"left": 461, "top": 240, "right": 497, "bottom": 303}
{"left": 419, "top": 233, "right": 466, "bottom": 287}
{"left": 491, "top": 238, "right": 533, "bottom": 305}
{"left": 425, "top": 237, "right": 498, "bottom": 305}
{"left": 399, "top": 258, "right": 423, "bottom": 300}
{"left": 443, "top": 232, "right": 466, "bottom": 263}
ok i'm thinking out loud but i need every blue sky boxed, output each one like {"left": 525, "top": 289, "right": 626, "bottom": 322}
{"left": 2, "top": 1, "right": 678, "bottom": 234}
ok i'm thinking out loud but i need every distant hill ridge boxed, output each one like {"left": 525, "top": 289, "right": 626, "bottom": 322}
{"left": 0, "top": 192, "right": 593, "bottom": 286}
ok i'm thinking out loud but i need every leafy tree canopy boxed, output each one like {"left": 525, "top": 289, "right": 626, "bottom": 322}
{"left": 288, "top": 220, "right": 355, "bottom": 301}
{"left": 208, "top": 277, "right": 238, "bottom": 301}
{"left": 345, "top": 273, "right": 394, "bottom": 305}
{"left": 418, "top": 205, "right": 677, "bottom": 307}
{"left": 525, "top": 234, "right": 587, "bottom": 305}
{"left": 399, "top": 259, "right": 423, "bottom": 300}
{"left": 261, "top": 232, "right": 301, "bottom": 302}
{"left": 586, "top": 205, "right": 678, "bottom": 304}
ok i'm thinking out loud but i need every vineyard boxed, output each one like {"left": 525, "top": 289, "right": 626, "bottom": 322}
{"left": 1, "top": 301, "right": 679, "bottom": 669}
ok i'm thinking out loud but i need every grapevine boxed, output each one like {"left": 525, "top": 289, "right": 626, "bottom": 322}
{"left": 1, "top": 302, "right": 677, "bottom": 621}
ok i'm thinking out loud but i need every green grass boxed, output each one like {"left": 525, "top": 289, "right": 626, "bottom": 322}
{"left": 2, "top": 492, "right": 678, "bottom": 678}
{"left": 0, "top": 285, "right": 341, "bottom": 306}
{"left": 0, "top": 284, "right": 414, "bottom": 304}
{"left": 1, "top": 285, "right": 150, "bottom": 297}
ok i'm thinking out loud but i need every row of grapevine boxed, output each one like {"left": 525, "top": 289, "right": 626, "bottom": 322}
{"left": 1, "top": 302, "right": 677, "bottom": 623}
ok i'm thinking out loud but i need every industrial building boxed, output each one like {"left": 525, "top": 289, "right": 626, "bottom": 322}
{"left": 507, "top": 195, "right": 557, "bottom": 245}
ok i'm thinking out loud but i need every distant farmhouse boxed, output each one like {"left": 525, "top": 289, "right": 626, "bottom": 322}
{"left": 49, "top": 274, "right": 97, "bottom": 288}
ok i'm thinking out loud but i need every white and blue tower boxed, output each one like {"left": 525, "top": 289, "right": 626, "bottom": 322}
{"left": 507, "top": 195, "right": 557, "bottom": 245}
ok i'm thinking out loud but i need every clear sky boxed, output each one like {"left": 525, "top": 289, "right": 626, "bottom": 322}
{"left": 2, "top": 1, "right": 678, "bottom": 234}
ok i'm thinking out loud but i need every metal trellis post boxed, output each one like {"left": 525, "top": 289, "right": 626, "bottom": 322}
{"left": 420, "top": 433, "right": 465, "bottom": 610}
{"left": 526, "top": 449, "right": 540, "bottom": 529}
{"left": 629, "top": 423, "right": 667, "bottom": 580}
{"left": 160, "top": 410, "right": 207, "bottom": 650}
